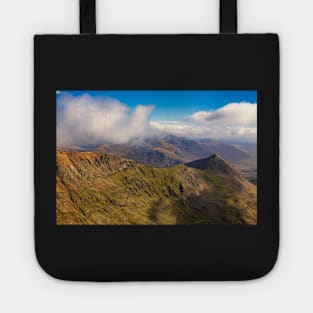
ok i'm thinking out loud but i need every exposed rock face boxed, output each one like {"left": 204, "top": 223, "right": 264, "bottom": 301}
{"left": 57, "top": 150, "right": 257, "bottom": 225}
{"left": 57, "top": 150, "right": 136, "bottom": 178}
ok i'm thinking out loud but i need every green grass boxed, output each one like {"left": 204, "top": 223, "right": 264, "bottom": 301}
{"left": 57, "top": 153, "right": 257, "bottom": 225}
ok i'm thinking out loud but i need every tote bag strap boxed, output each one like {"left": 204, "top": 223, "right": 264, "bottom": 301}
{"left": 79, "top": 0, "right": 237, "bottom": 34}
{"left": 80, "top": 0, "right": 96, "bottom": 34}
{"left": 220, "top": 0, "right": 237, "bottom": 33}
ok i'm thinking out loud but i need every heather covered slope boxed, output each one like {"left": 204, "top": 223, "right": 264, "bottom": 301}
{"left": 56, "top": 150, "right": 257, "bottom": 225}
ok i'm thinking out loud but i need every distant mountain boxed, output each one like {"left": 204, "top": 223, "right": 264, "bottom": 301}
{"left": 164, "top": 135, "right": 251, "bottom": 164}
{"left": 57, "top": 150, "right": 257, "bottom": 225}
{"left": 109, "top": 144, "right": 182, "bottom": 168}
{"left": 93, "top": 135, "right": 256, "bottom": 183}
{"left": 97, "top": 134, "right": 252, "bottom": 166}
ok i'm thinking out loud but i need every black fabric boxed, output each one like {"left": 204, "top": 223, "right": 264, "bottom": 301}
{"left": 220, "top": 0, "right": 237, "bottom": 33}
{"left": 80, "top": 0, "right": 96, "bottom": 34}
{"left": 34, "top": 34, "right": 279, "bottom": 281}
{"left": 79, "top": 0, "right": 238, "bottom": 34}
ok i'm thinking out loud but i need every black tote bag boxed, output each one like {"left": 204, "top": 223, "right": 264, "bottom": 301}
{"left": 34, "top": 0, "right": 279, "bottom": 281}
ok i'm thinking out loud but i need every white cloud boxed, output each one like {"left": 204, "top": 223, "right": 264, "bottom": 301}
{"left": 158, "top": 102, "right": 257, "bottom": 141}
{"left": 57, "top": 97, "right": 257, "bottom": 147}
{"left": 186, "top": 102, "right": 257, "bottom": 127}
{"left": 151, "top": 121, "right": 256, "bottom": 142}
{"left": 57, "top": 94, "right": 157, "bottom": 147}
{"left": 151, "top": 102, "right": 257, "bottom": 142}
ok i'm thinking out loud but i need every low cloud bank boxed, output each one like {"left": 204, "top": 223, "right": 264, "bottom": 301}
{"left": 151, "top": 121, "right": 256, "bottom": 142}
{"left": 152, "top": 102, "right": 257, "bottom": 142}
{"left": 57, "top": 96, "right": 257, "bottom": 147}
{"left": 57, "top": 94, "right": 156, "bottom": 147}
{"left": 186, "top": 102, "right": 256, "bottom": 127}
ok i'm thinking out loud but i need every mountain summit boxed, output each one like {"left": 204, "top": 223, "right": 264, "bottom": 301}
{"left": 185, "top": 153, "right": 238, "bottom": 176}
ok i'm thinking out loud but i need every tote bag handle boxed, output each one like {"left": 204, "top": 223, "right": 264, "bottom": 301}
{"left": 80, "top": 0, "right": 237, "bottom": 34}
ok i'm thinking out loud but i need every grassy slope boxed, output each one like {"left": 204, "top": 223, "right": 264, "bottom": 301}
{"left": 57, "top": 150, "right": 257, "bottom": 225}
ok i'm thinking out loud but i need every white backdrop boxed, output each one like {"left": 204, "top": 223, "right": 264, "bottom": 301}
{"left": 0, "top": 0, "right": 312, "bottom": 312}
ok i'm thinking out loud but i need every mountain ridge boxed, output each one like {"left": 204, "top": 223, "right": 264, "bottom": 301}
{"left": 57, "top": 150, "right": 257, "bottom": 225}
{"left": 90, "top": 135, "right": 257, "bottom": 184}
{"left": 185, "top": 153, "right": 239, "bottom": 176}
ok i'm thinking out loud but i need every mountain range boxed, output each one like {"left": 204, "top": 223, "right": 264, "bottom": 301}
{"left": 92, "top": 135, "right": 257, "bottom": 184}
{"left": 57, "top": 150, "right": 257, "bottom": 225}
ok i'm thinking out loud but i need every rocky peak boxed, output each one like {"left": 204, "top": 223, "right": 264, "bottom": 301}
{"left": 185, "top": 153, "right": 236, "bottom": 175}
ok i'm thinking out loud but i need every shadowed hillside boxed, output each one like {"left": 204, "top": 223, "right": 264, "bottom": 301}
{"left": 57, "top": 150, "right": 257, "bottom": 225}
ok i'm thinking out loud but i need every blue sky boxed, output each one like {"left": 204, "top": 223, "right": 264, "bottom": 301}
{"left": 57, "top": 90, "right": 256, "bottom": 122}
{"left": 56, "top": 90, "right": 257, "bottom": 146}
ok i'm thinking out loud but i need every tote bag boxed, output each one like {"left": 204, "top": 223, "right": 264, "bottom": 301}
{"left": 34, "top": 0, "right": 279, "bottom": 281}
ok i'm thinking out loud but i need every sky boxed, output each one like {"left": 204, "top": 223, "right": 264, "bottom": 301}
{"left": 56, "top": 90, "right": 257, "bottom": 147}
